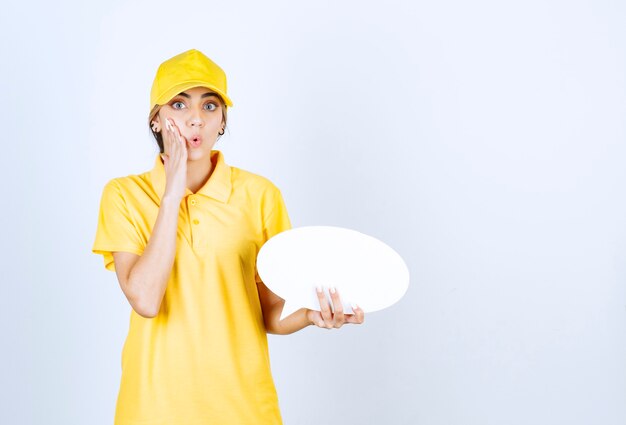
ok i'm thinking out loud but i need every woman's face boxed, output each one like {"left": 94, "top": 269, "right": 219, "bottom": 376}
{"left": 156, "top": 86, "right": 225, "bottom": 162}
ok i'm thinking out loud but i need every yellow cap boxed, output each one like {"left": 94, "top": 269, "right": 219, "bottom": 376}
{"left": 149, "top": 49, "right": 233, "bottom": 112}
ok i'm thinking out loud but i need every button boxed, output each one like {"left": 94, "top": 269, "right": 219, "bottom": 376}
{"left": 193, "top": 219, "right": 200, "bottom": 225}
{"left": 190, "top": 199, "right": 197, "bottom": 206}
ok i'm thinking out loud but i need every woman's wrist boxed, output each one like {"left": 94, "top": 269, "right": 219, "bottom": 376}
{"left": 276, "top": 308, "right": 315, "bottom": 335}
{"left": 304, "top": 308, "right": 315, "bottom": 326}
{"left": 161, "top": 194, "right": 182, "bottom": 206}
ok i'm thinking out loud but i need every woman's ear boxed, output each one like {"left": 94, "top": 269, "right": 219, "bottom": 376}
{"left": 151, "top": 117, "right": 161, "bottom": 133}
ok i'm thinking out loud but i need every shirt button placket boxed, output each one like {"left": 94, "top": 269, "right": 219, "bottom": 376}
{"left": 188, "top": 197, "right": 205, "bottom": 252}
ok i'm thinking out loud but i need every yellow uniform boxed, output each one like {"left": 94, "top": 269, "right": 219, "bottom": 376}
{"left": 92, "top": 149, "right": 291, "bottom": 424}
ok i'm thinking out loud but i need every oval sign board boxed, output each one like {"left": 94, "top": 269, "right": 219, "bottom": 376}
{"left": 257, "top": 226, "right": 410, "bottom": 320}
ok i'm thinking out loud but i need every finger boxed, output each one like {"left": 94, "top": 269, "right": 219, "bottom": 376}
{"left": 350, "top": 303, "right": 365, "bottom": 324}
{"left": 171, "top": 121, "right": 188, "bottom": 161}
{"left": 328, "top": 287, "right": 345, "bottom": 328}
{"left": 169, "top": 119, "right": 183, "bottom": 161}
{"left": 343, "top": 311, "right": 364, "bottom": 324}
{"left": 170, "top": 119, "right": 185, "bottom": 145}
{"left": 161, "top": 121, "right": 171, "bottom": 160}
{"left": 315, "top": 286, "right": 333, "bottom": 328}
{"left": 165, "top": 118, "right": 175, "bottom": 158}
{"left": 165, "top": 117, "right": 173, "bottom": 138}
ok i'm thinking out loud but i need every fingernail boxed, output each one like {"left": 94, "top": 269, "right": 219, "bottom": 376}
{"left": 316, "top": 285, "right": 323, "bottom": 293}
{"left": 330, "top": 287, "right": 336, "bottom": 294}
{"left": 351, "top": 303, "right": 358, "bottom": 310}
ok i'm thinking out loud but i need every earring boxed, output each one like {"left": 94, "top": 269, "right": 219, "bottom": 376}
{"left": 151, "top": 122, "right": 160, "bottom": 132}
{"left": 218, "top": 128, "right": 225, "bottom": 136}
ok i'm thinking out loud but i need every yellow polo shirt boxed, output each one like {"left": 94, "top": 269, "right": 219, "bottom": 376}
{"left": 92, "top": 150, "right": 291, "bottom": 425}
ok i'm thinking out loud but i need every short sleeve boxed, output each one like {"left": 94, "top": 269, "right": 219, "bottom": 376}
{"left": 262, "top": 188, "right": 292, "bottom": 242}
{"left": 92, "top": 179, "right": 145, "bottom": 272}
{"left": 255, "top": 186, "right": 292, "bottom": 284}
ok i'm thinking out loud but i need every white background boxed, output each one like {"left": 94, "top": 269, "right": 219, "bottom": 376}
{"left": 2, "top": 0, "right": 625, "bottom": 424}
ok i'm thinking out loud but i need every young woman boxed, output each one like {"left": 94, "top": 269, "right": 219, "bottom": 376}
{"left": 92, "top": 49, "right": 364, "bottom": 424}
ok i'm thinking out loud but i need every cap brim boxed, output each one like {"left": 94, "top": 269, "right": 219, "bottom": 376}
{"left": 154, "top": 80, "right": 233, "bottom": 108}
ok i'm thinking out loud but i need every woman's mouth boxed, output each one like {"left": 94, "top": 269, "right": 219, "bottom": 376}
{"left": 188, "top": 135, "right": 202, "bottom": 148}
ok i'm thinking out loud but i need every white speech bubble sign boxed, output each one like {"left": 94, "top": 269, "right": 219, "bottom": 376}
{"left": 256, "top": 226, "right": 410, "bottom": 320}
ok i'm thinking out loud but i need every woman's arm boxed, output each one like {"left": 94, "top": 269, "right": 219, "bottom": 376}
{"left": 113, "top": 195, "right": 182, "bottom": 318}
{"left": 114, "top": 119, "right": 188, "bottom": 318}
{"left": 256, "top": 281, "right": 313, "bottom": 335}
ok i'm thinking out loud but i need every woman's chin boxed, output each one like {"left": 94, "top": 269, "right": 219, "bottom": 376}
{"left": 186, "top": 148, "right": 211, "bottom": 161}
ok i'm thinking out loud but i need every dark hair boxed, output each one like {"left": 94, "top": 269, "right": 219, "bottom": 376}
{"left": 147, "top": 92, "right": 228, "bottom": 153}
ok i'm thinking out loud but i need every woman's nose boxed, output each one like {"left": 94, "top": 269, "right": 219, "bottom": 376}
{"left": 188, "top": 112, "right": 204, "bottom": 127}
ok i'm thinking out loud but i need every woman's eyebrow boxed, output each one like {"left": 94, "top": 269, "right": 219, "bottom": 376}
{"left": 177, "top": 92, "right": 219, "bottom": 99}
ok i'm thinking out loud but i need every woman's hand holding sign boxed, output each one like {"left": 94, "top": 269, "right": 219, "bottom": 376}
{"left": 307, "top": 286, "right": 365, "bottom": 329}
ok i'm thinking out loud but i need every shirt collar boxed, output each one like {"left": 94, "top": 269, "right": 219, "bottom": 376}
{"left": 149, "top": 149, "right": 232, "bottom": 203}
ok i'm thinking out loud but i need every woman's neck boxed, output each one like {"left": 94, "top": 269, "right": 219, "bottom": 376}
{"left": 186, "top": 153, "right": 214, "bottom": 194}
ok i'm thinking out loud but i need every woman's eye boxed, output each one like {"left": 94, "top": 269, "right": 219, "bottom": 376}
{"left": 171, "top": 101, "right": 216, "bottom": 111}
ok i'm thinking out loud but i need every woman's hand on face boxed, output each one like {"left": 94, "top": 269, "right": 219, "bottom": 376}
{"left": 161, "top": 118, "right": 188, "bottom": 201}
{"left": 306, "top": 286, "right": 365, "bottom": 330}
